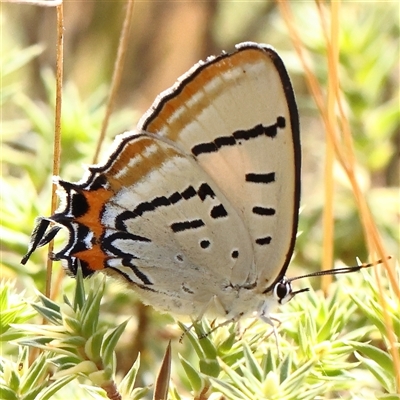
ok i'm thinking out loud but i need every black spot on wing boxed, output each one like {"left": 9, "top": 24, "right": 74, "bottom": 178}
{"left": 277, "top": 116, "right": 286, "bottom": 128}
{"left": 214, "top": 135, "right": 236, "bottom": 148}
{"left": 256, "top": 236, "right": 272, "bottom": 245}
{"left": 198, "top": 183, "right": 215, "bottom": 201}
{"left": 210, "top": 204, "right": 228, "bottom": 219}
{"left": 152, "top": 196, "right": 170, "bottom": 207}
{"left": 233, "top": 124, "right": 264, "bottom": 141}
{"left": 171, "top": 219, "right": 205, "bottom": 233}
{"left": 169, "top": 191, "right": 182, "bottom": 204}
{"left": 70, "top": 192, "right": 89, "bottom": 218}
{"left": 252, "top": 206, "right": 276, "bottom": 216}
{"left": 181, "top": 186, "right": 197, "bottom": 200}
{"left": 192, "top": 142, "right": 217, "bottom": 156}
{"left": 246, "top": 172, "right": 275, "bottom": 184}
{"left": 200, "top": 239, "right": 210, "bottom": 249}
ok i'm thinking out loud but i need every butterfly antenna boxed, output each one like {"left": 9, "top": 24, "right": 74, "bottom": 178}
{"left": 288, "top": 257, "right": 391, "bottom": 283}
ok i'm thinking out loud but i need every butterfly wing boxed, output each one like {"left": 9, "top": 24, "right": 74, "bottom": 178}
{"left": 139, "top": 42, "right": 301, "bottom": 291}
{"left": 22, "top": 42, "right": 300, "bottom": 318}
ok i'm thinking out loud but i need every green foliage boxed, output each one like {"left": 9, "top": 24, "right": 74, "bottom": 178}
{"left": 169, "top": 270, "right": 398, "bottom": 399}
{"left": 2, "top": 268, "right": 398, "bottom": 399}
{"left": 1, "top": 273, "right": 144, "bottom": 400}
{"left": 289, "top": 3, "right": 399, "bottom": 267}
{"left": 0, "top": 282, "right": 36, "bottom": 343}
{"left": 0, "top": 44, "right": 44, "bottom": 106}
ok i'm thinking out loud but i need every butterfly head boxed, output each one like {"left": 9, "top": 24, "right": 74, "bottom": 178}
{"left": 272, "top": 276, "right": 309, "bottom": 305}
{"left": 269, "top": 257, "right": 389, "bottom": 308}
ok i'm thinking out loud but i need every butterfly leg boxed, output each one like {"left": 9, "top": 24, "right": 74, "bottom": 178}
{"left": 258, "top": 313, "right": 282, "bottom": 359}
{"left": 198, "top": 313, "right": 244, "bottom": 339}
{"left": 179, "top": 295, "right": 236, "bottom": 342}
{"left": 196, "top": 295, "right": 244, "bottom": 338}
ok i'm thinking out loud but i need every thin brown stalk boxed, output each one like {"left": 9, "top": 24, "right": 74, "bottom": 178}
{"left": 92, "top": 0, "right": 135, "bottom": 164}
{"left": 46, "top": 3, "right": 64, "bottom": 301}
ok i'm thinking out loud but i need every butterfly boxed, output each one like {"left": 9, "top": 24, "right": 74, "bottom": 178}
{"left": 22, "top": 42, "right": 378, "bottom": 330}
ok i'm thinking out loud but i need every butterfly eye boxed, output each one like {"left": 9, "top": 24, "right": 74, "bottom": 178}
{"left": 273, "top": 278, "right": 293, "bottom": 304}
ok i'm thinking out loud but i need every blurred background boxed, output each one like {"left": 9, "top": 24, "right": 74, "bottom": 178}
{"left": 1, "top": 0, "right": 399, "bottom": 395}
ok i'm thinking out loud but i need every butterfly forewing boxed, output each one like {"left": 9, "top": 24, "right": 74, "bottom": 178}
{"left": 139, "top": 43, "right": 300, "bottom": 290}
